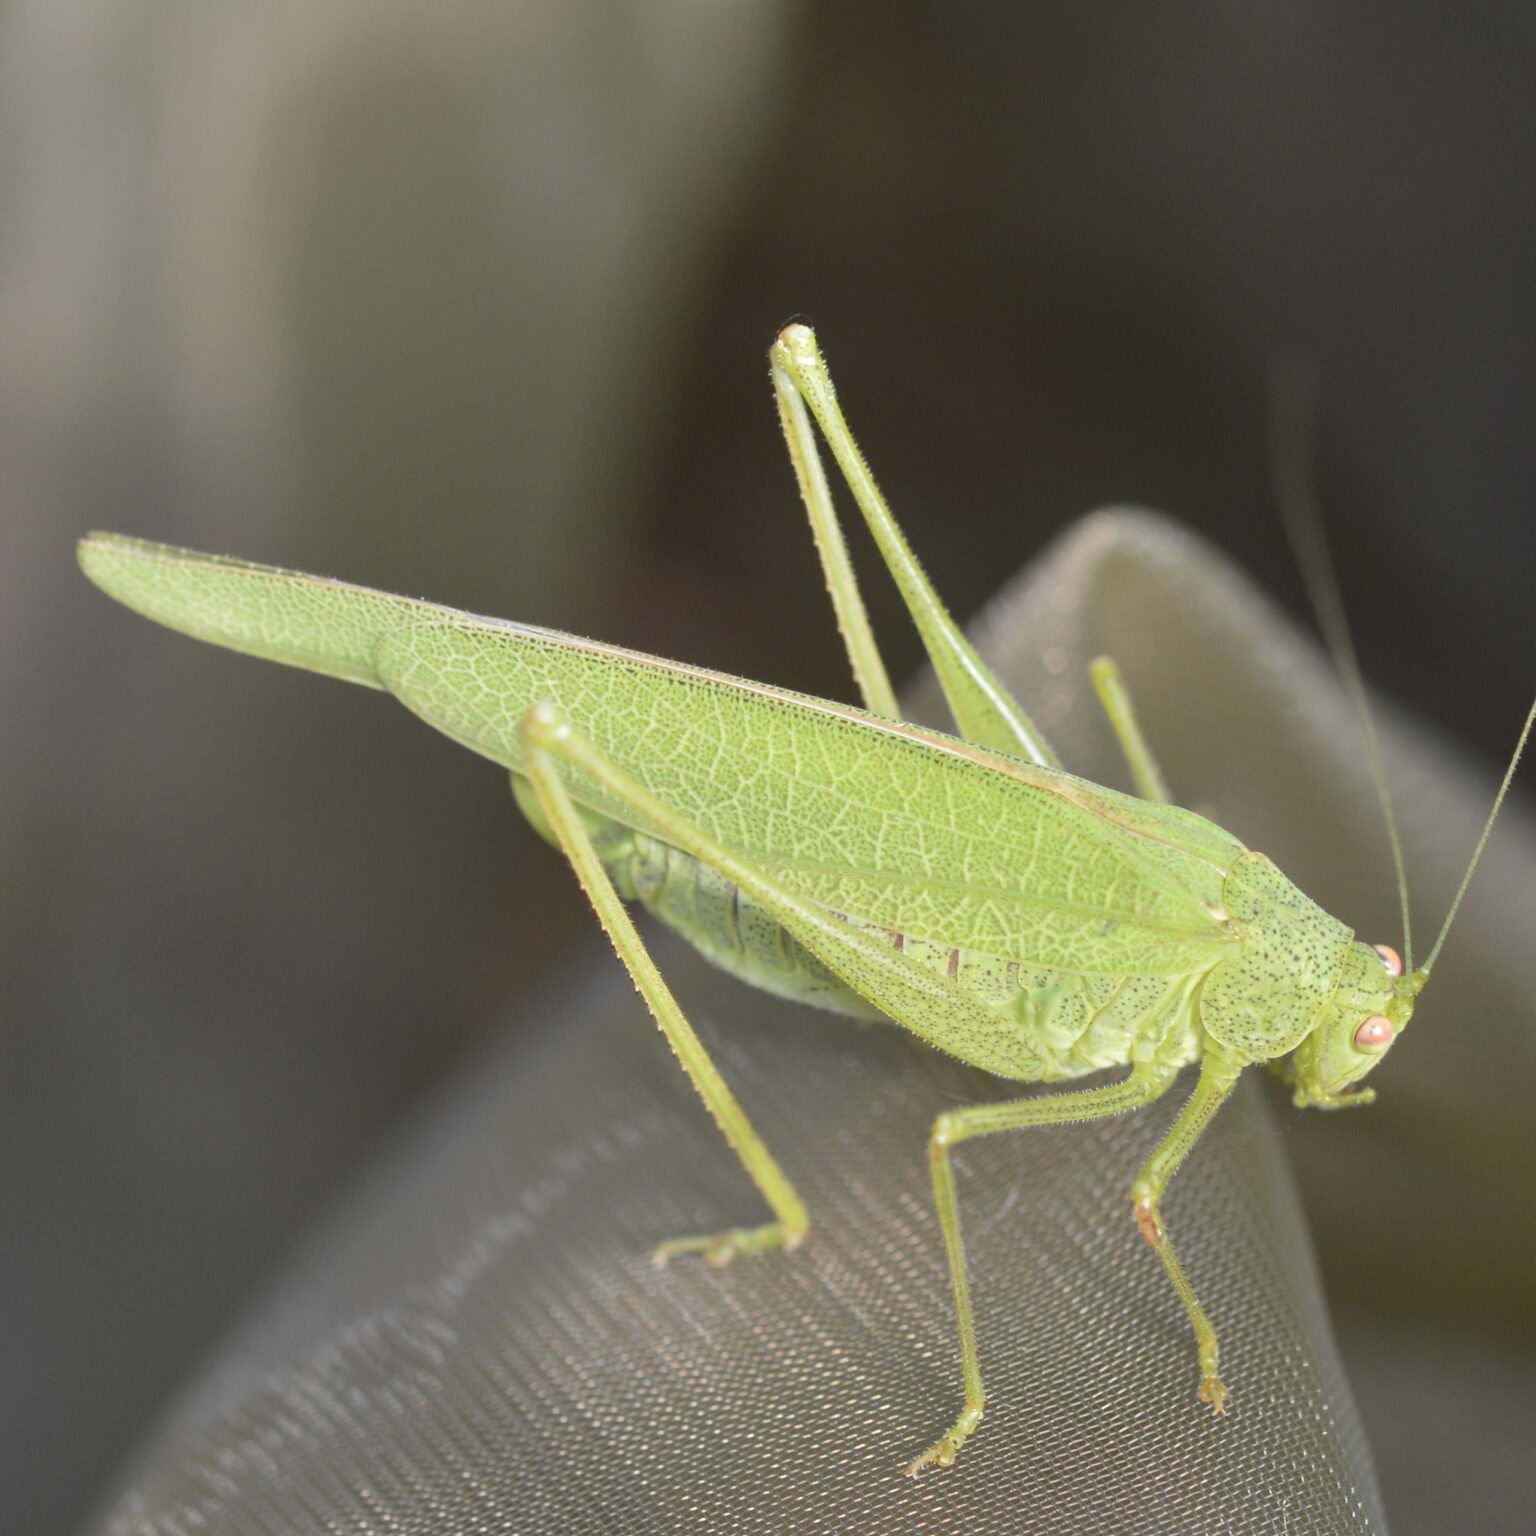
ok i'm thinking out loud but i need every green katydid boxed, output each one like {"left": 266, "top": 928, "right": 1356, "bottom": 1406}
{"left": 78, "top": 324, "right": 1534, "bottom": 1475}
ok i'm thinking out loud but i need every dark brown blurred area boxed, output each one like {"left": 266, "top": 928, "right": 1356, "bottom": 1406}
{"left": 3, "top": 4, "right": 1533, "bottom": 1532}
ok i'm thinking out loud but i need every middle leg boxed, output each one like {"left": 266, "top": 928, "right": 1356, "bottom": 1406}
{"left": 907, "top": 1063, "right": 1181, "bottom": 1474}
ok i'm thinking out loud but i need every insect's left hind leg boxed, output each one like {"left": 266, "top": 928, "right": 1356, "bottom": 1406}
{"left": 519, "top": 703, "right": 1045, "bottom": 1273}
{"left": 518, "top": 708, "right": 810, "bottom": 1267}
{"left": 1090, "top": 655, "right": 1172, "bottom": 804}
{"left": 1130, "top": 1046, "right": 1245, "bottom": 1413}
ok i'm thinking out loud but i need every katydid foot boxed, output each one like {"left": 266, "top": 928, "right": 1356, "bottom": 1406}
{"left": 653, "top": 1220, "right": 803, "bottom": 1268}
{"left": 1199, "top": 1368, "right": 1229, "bottom": 1415}
{"left": 1197, "top": 1334, "right": 1228, "bottom": 1413}
{"left": 906, "top": 1406, "right": 983, "bottom": 1475}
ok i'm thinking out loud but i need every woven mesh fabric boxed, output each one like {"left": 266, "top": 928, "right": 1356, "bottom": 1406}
{"left": 93, "top": 970, "right": 1380, "bottom": 1535}
{"left": 93, "top": 508, "right": 1536, "bottom": 1535}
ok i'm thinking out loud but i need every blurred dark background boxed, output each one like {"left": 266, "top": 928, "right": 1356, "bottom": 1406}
{"left": 4, "top": 4, "right": 1533, "bottom": 1532}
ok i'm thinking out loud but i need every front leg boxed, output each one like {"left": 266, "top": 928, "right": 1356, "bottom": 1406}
{"left": 1130, "top": 1046, "right": 1245, "bottom": 1413}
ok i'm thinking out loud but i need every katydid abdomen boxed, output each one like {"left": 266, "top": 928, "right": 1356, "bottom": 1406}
{"left": 542, "top": 795, "right": 1213, "bottom": 1084}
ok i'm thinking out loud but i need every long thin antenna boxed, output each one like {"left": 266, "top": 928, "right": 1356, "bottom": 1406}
{"left": 1420, "top": 694, "right": 1536, "bottom": 978}
{"left": 1267, "top": 358, "right": 1415, "bottom": 973}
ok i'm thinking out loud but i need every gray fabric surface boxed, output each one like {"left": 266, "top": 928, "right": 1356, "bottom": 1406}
{"left": 89, "top": 512, "right": 1536, "bottom": 1533}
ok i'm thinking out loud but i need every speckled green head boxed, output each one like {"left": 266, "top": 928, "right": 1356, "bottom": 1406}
{"left": 1287, "top": 941, "right": 1421, "bottom": 1109}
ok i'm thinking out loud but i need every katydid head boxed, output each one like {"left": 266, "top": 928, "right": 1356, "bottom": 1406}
{"left": 1288, "top": 940, "right": 1418, "bottom": 1109}
{"left": 1288, "top": 694, "right": 1535, "bottom": 1111}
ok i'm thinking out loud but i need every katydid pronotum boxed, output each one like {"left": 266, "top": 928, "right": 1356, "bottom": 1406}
{"left": 79, "top": 324, "right": 1534, "bottom": 1474}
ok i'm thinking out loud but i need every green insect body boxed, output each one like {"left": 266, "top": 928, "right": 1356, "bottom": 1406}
{"left": 547, "top": 751, "right": 1377, "bottom": 1092}
{"left": 554, "top": 769, "right": 1223, "bottom": 1083}
{"left": 78, "top": 324, "right": 1529, "bottom": 1475}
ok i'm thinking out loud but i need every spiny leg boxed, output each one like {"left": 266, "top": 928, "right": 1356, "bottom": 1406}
{"left": 517, "top": 709, "right": 808, "bottom": 1266}
{"left": 1130, "top": 1046, "right": 1245, "bottom": 1413}
{"left": 1090, "top": 654, "right": 1172, "bottom": 806}
{"left": 908, "top": 1064, "right": 1180, "bottom": 1475}
{"left": 770, "top": 323, "right": 1062, "bottom": 767}
{"left": 521, "top": 704, "right": 1033, "bottom": 1259}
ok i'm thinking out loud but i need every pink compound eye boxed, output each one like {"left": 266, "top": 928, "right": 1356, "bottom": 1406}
{"left": 1372, "top": 943, "right": 1403, "bottom": 976}
{"left": 1354, "top": 1015, "right": 1394, "bottom": 1050}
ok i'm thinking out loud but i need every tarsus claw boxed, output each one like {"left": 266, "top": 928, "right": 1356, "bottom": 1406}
{"left": 653, "top": 1220, "right": 801, "bottom": 1268}
{"left": 906, "top": 1406, "right": 983, "bottom": 1475}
